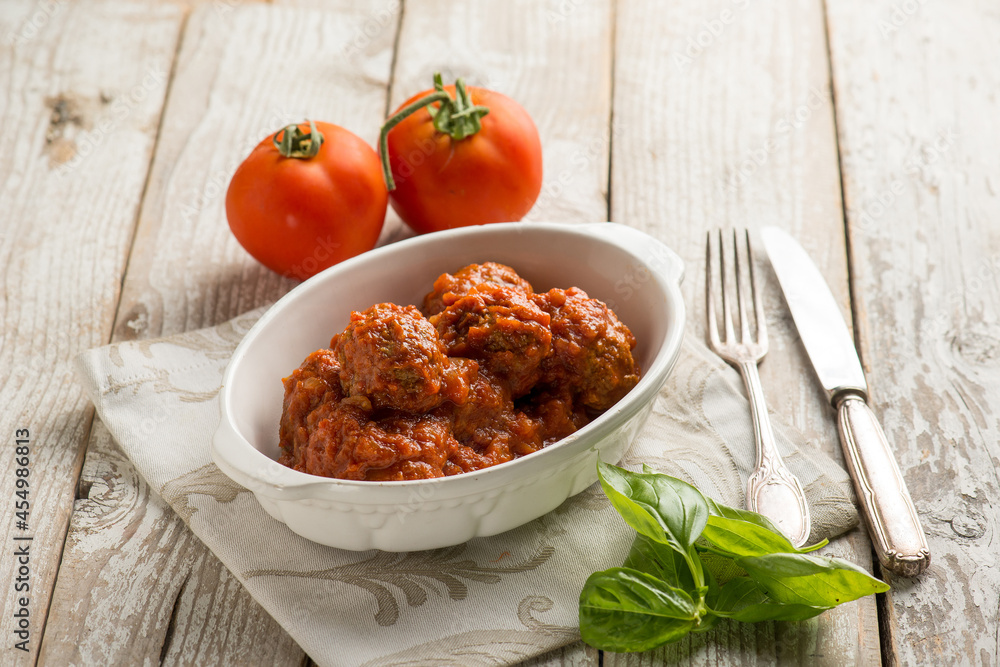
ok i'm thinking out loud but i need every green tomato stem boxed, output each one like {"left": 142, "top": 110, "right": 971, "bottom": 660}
{"left": 378, "top": 72, "right": 491, "bottom": 190}
{"left": 273, "top": 120, "right": 324, "bottom": 159}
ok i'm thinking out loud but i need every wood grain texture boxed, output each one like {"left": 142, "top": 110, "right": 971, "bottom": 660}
{"left": 41, "top": 3, "right": 398, "bottom": 665}
{"left": 608, "top": 0, "right": 879, "bottom": 663}
{"left": 26, "top": 0, "right": 998, "bottom": 664}
{"left": 520, "top": 642, "right": 600, "bottom": 667}
{"left": 0, "top": 2, "right": 183, "bottom": 664}
{"left": 825, "top": 0, "right": 1000, "bottom": 664}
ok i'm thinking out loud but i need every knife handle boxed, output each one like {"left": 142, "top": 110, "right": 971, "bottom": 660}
{"left": 836, "top": 393, "right": 930, "bottom": 577}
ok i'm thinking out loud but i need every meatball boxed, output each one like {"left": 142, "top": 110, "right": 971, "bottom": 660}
{"left": 441, "top": 372, "right": 513, "bottom": 446}
{"left": 438, "top": 374, "right": 544, "bottom": 473}
{"left": 521, "top": 389, "right": 590, "bottom": 445}
{"left": 423, "top": 262, "right": 533, "bottom": 316}
{"left": 533, "top": 287, "right": 640, "bottom": 410}
{"left": 276, "top": 264, "right": 642, "bottom": 482}
{"left": 334, "top": 303, "right": 472, "bottom": 412}
{"left": 431, "top": 283, "right": 551, "bottom": 397}
{"left": 352, "top": 412, "right": 458, "bottom": 481}
{"left": 278, "top": 348, "right": 344, "bottom": 471}
{"left": 285, "top": 401, "right": 459, "bottom": 480}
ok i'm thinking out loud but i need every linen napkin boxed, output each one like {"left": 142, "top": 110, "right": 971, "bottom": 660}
{"left": 75, "top": 307, "right": 858, "bottom": 667}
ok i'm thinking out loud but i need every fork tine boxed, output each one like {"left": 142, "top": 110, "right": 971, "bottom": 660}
{"left": 706, "top": 232, "right": 721, "bottom": 348}
{"left": 719, "top": 230, "right": 735, "bottom": 343}
{"left": 733, "top": 229, "right": 751, "bottom": 344}
{"left": 746, "top": 229, "right": 767, "bottom": 348}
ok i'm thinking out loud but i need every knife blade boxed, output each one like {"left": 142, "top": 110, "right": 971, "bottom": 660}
{"left": 761, "top": 226, "right": 930, "bottom": 577}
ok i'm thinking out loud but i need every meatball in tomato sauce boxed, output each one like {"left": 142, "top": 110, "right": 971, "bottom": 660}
{"left": 333, "top": 302, "right": 472, "bottom": 412}
{"left": 277, "top": 265, "right": 640, "bottom": 481}
{"left": 431, "top": 283, "right": 551, "bottom": 398}
{"left": 423, "top": 261, "right": 533, "bottom": 316}
{"left": 533, "top": 287, "right": 640, "bottom": 411}
{"left": 278, "top": 348, "right": 344, "bottom": 472}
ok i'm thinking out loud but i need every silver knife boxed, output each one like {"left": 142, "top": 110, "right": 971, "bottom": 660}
{"left": 761, "top": 226, "right": 930, "bottom": 577}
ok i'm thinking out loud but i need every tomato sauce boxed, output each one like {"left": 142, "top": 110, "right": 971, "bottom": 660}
{"left": 278, "top": 263, "right": 639, "bottom": 481}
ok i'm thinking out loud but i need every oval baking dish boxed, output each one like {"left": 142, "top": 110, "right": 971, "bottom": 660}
{"left": 212, "top": 222, "right": 685, "bottom": 551}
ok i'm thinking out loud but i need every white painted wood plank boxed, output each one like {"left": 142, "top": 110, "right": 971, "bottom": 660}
{"left": 519, "top": 642, "right": 601, "bottom": 667}
{"left": 42, "top": 3, "right": 397, "bottom": 664}
{"left": 0, "top": 2, "right": 183, "bottom": 664}
{"left": 825, "top": 0, "right": 1000, "bottom": 663}
{"left": 387, "top": 1, "right": 614, "bottom": 663}
{"left": 607, "top": 0, "right": 880, "bottom": 663}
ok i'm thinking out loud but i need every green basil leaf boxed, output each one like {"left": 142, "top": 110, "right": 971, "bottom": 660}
{"left": 583, "top": 465, "right": 887, "bottom": 653}
{"left": 739, "top": 553, "right": 890, "bottom": 607}
{"left": 797, "top": 538, "right": 830, "bottom": 553}
{"left": 699, "top": 550, "right": 748, "bottom": 588}
{"left": 597, "top": 461, "right": 709, "bottom": 552}
{"left": 711, "top": 577, "right": 829, "bottom": 622}
{"left": 579, "top": 567, "right": 699, "bottom": 652}
{"left": 706, "top": 497, "right": 784, "bottom": 534}
{"left": 704, "top": 498, "right": 829, "bottom": 554}
{"left": 702, "top": 515, "right": 800, "bottom": 557}
{"left": 623, "top": 534, "right": 696, "bottom": 591}
{"left": 701, "top": 557, "right": 721, "bottom": 608}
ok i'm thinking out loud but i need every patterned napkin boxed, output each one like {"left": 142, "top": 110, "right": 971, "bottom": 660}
{"left": 75, "top": 307, "right": 858, "bottom": 667}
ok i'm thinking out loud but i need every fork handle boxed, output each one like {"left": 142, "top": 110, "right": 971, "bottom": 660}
{"left": 836, "top": 393, "right": 930, "bottom": 577}
{"left": 739, "top": 361, "right": 812, "bottom": 547}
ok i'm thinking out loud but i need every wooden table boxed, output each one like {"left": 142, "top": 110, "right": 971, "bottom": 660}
{"left": 2, "top": 0, "right": 997, "bottom": 664}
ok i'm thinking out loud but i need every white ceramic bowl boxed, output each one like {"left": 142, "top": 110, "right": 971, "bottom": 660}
{"left": 212, "top": 222, "right": 685, "bottom": 551}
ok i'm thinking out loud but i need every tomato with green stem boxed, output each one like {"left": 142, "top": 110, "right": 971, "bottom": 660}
{"left": 226, "top": 120, "right": 387, "bottom": 280}
{"left": 379, "top": 74, "right": 543, "bottom": 235}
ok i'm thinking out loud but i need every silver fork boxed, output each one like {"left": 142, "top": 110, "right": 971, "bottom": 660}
{"left": 706, "top": 230, "right": 811, "bottom": 547}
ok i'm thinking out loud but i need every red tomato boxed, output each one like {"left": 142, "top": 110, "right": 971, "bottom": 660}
{"left": 226, "top": 121, "right": 387, "bottom": 280}
{"left": 379, "top": 76, "right": 542, "bottom": 234}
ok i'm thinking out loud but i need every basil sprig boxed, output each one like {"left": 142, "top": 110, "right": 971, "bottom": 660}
{"left": 579, "top": 462, "right": 889, "bottom": 652}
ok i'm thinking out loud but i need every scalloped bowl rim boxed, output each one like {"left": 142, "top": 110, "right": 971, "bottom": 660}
{"left": 212, "top": 221, "right": 685, "bottom": 505}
